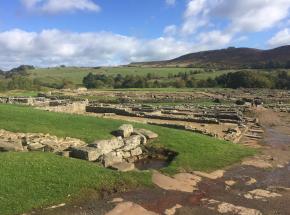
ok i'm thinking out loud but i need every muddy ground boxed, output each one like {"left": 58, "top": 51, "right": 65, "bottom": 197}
{"left": 31, "top": 109, "right": 290, "bottom": 215}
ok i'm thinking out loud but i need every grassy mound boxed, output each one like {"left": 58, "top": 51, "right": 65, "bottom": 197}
{"left": 0, "top": 104, "right": 255, "bottom": 214}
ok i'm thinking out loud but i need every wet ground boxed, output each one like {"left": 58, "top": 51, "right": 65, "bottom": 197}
{"left": 134, "top": 158, "right": 170, "bottom": 171}
{"left": 32, "top": 110, "right": 290, "bottom": 215}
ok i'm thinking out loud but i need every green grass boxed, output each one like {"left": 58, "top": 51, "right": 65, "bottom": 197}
{"left": 0, "top": 104, "right": 255, "bottom": 171}
{"left": 0, "top": 90, "right": 38, "bottom": 97}
{"left": 28, "top": 67, "right": 236, "bottom": 86}
{"left": 0, "top": 152, "right": 151, "bottom": 215}
{"left": 0, "top": 104, "right": 255, "bottom": 214}
{"left": 29, "top": 67, "right": 196, "bottom": 85}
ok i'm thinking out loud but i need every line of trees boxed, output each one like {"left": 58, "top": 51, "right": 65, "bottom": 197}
{"left": 216, "top": 71, "right": 290, "bottom": 89}
{"left": 83, "top": 70, "right": 290, "bottom": 90}
{"left": 82, "top": 72, "right": 220, "bottom": 89}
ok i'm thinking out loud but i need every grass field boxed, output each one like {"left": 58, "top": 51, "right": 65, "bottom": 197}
{"left": 28, "top": 66, "right": 235, "bottom": 86}
{"left": 0, "top": 104, "right": 255, "bottom": 214}
{"left": 0, "top": 152, "right": 151, "bottom": 215}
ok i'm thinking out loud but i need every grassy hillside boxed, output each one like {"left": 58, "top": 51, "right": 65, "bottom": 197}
{"left": 0, "top": 104, "right": 255, "bottom": 214}
{"left": 132, "top": 46, "right": 290, "bottom": 69}
{"left": 28, "top": 67, "right": 191, "bottom": 85}
{"left": 27, "top": 66, "right": 235, "bottom": 86}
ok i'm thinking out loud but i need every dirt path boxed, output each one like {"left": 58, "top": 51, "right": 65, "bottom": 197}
{"left": 33, "top": 110, "right": 290, "bottom": 215}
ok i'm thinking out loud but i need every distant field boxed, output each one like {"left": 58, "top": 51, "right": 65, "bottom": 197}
{"left": 28, "top": 67, "right": 193, "bottom": 85}
{"left": 28, "top": 66, "right": 236, "bottom": 86}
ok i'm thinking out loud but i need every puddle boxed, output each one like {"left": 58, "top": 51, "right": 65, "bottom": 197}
{"left": 135, "top": 158, "right": 170, "bottom": 170}
{"left": 258, "top": 162, "right": 290, "bottom": 188}
{"left": 134, "top": 147, "right": 177, "bottom": 170}
{"left": 264, "top": 127, "right": 290, "bottom": 149}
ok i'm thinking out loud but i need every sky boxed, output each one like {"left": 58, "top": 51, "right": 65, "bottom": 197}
{"left": 0, "top": 0, "right": 290, "bottom": 69}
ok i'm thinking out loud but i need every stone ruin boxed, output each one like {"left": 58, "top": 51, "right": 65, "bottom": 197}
{"left": 86, "top": 103, "right": 245, "bottom": 125}
{"left": 70, "top": 124, "right": 159, "bottom": 171}
{"left": 0, "top": 93, "right": 266, "bottom": 144}
{"left": 0, "top": 124, "right": 160, "bottom": 172}
{"left": 0, "top": 129, "right": 86, "bottom": 153}
{"left": 0, "top": 96, "right": 88, "bottom": 114}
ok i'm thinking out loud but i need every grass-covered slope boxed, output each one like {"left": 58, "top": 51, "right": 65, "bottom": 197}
{"left": 27, "top": 66, "right": 234, "bottom": 86}
{"left": 0, "top": 152, "right": 151, "bottom": 215}
{"left": 0, "top": 104, "right": 255, "bottom": 171}
{"left": 0, "top": 104, "right": 255, "bottom": 214}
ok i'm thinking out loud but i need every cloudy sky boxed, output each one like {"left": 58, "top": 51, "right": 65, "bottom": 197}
{"left": 0, "top": 0, "right": 290, "bottom": 69}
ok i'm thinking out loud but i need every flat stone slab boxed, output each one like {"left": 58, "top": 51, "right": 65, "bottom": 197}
{"left": 106, "top": 202, "right": 158, "bottom": 215}
{"left": 244, "top": 189, "right": 282, "bottom": 200}
{"left": 203, "top": 198, "right": 262, "bottom": 215}
{"left": 193, "top": 170, "right": 225, "bottom": 180}
{"left": 135, "top": 129, "right": 158, "bottom": 139}
{"left": 110, "top": 162, "right": 135, "bottom": 172}
{"left": 152, "top": 171, "right": 198, "bottom": 193}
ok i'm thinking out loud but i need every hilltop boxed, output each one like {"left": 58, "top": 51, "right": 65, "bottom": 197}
{"left": 130, "top": 45, "right": 290, "bottom": 69}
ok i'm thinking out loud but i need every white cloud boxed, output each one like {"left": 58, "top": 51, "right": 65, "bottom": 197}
{"left": 0, "top": 29, "right": 194, "bottom": 70}
{"left": 268, "top": 28, "right": 290, "bottom": 47}
{"left": 213, "top": 0, "right": 290, "bottom": 33}
{"left": 197, "top": 30, "right": 232, "bottom": 47}
{"left": 184, "top": 0, "right": 206, "bottom": 18}
{"left": 165, "top": 0, "right": 176, "bottom": 6}
{"left": 180, "top": 0, "right": 290, "bottom": 35}
{"left": 21, "top": 0, "right": 100, "bottom": 13}
{"left": 181, "top": 0, "right": 208, "bottom": 35}
{"left": 163, "top": 25, "right": 177, "bottom": 35}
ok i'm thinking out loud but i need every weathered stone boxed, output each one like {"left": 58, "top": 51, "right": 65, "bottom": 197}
{"left": 0, "top": 140, "right": 24, "bottom": 152}
{"left": 102, "top": 152, "right": 123, "bottom": 167}
{"left": 122, "top": 135, "right": 142, "bottom": 151}
{"left": 58, "top": 151, "right": 70, "bottom": 157}
{"left": 130, "top": 147, "right": 143, "bottom": 157}
{"left": 110, "top": 162, "right": 135, "bottom": 172}
{"left": 27, "top": 143, "right": 45, "bottom": 151}
{"left": 135, "top": 129, "right": 158, "bottom": 139}
{"left": 116, "top": 124, "right": 134, "bottom": 138}
{"left": 132, "top": 130, "right": 147, "bottom": 145}
{"left": 90, "top": 137, "right": 124, "bottom": 154}
{"left": 70, "top": 146, "right": 102, "bottom": 161}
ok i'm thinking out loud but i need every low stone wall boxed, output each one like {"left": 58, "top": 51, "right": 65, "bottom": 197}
{"left": 0, "top": 129, "right": 86, "bottom": 153}
{"left": 0, "top": 125, "right": 159, "bottom": 172}
{"left": 86, "top": 104, "right": 245, "bottom": 125}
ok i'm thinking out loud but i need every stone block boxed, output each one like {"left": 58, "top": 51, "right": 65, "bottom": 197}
{"left": 70, "top": 146, "right": 102, "bottom": 161}
{"left": 130, "top": 147, "right": 143, "bottom": 157}
{"left": 110, "top": 162, "right": 135, "bottom": 172}
{"left": 116, "top": 124, "right": 134, "bottom": 138}
{"left": 90, "top": 137, "right": 124, "bottom": 154}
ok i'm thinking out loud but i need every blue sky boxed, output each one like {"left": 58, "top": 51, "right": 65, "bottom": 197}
{"left": 0, "top": 0, "right": 290, "bottom": 69}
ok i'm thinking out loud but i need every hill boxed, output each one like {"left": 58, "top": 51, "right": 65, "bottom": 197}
{"left": 130, "top": 45, "right": 290, "bottom": 69}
